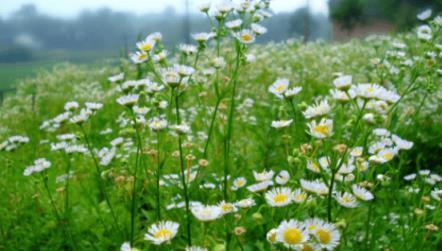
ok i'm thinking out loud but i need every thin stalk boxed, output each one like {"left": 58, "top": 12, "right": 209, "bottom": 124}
{"left": 129, "top": 111, "right": 143, "bottom": 244}
{"left": 80, "top": 126, "right": 123, "bottom": 238}
{"left": 223, "top": 41, "right": 242, "bottom": 251}
{"left": 174, "top": 89, "right": 192, "bottom": 246}
{"left": 156, "top": 131, "right": 161, "bottom": 220}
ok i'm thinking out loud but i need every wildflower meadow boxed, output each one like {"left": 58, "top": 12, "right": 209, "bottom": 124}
{"left": 0, "top": 1, "right": 441, "bottom": 250}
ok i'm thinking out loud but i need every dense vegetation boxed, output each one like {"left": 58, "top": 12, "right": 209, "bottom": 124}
{"left": 0, "top": 1, "right": 441, "bottom": 250}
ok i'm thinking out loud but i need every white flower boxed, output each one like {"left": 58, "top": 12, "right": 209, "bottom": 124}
{"left": 271, "top": 119, "right": 293, "bottom": 129}
{"left": 392, "top": 134, "right": 413, "bottom": 150}
{"left": 137, "top": 38, "right": 156, "bottom": 52}
{"left": 266, "top": 228, "right": 278, "bottom": 244}
{"left": 417, "top": 25, "right": 432, "bottom": 41}
{"left": 403, "top": 173, "right": 417, "bottom": 181}
{"left": 120, "top": 242, "right": 132, "bottom": 251}
{"left": 130, "top": 51, "right": 148, "bottom": 64}
{"left": 335, "top": 192, "right": 358, "bottom": 208}
{"left": 369, "top": 148, "right": 397, "bottom": 164}
{"left": 109, "top": 73, "right": 124, "bottom": 83}
{"left": 144, "top": 221, "right": 179, "bottom": 245}
{"left": 303, "top": 100, "right": 331, "bottom": 119}
{"left": 147, "top": 32, "right": 162, "bottom": 42}
{"left": 307, "top": 160, "right": 321, "bottom": 173}
{"left": 313, "top": 221, "right": 341, "bottom": 250}
{"left": 225, "top": 19, "right": 242, "bottom": 29}
{"left": 247, "top": 180, "right": 272, "bottom": 192}
{"left": 293, "top": 189, "right": 308, "bottom": 203}
{"left": 149, "top": 117, "right": 168, "bottom": 131}
{"left": 253, "top": 170, "right": 274, "bottom": 182}
{"left": 352, "top": 184, "right": 374, "bottom": 201}
{"left": 117, "top": 94, "right": 139, "bottom": 107}
{"left": 191, "top": 205, "right": 223, "bottom": 221}
{"left": 192, "top": 32, "right": 214, "bottom": 43}
{"left": 265, "top": 187, "right": 294, "bottom": 207}
{"left": 171, "top": 123, "right": 191, "bottom": 134}
{"left": 197, "top": 2, "right": 210, "bottom": 12}
{"left": 235, "top": 197, "right": 256, "bottom": 208}
{"left": 64, "top": 101, "right": 79, "bottom": 111}
{"left": 231, "top": 177, "right": 247, "bottom": 190}
{"left": 333, "top": 75, "right": 352, "bottom": 90}
{"left": 24, "top": 158, "right": 51, "bottom": 176}
{"left": 178, "top": 44, "right": 197, "bottom": 55}
{"left": 284, "top": 87, "right": 302, "bottom": 98}
{"left": 417, "top": 9, "right": 432, "bottom": 21}
{"left": 276, "top": 220, "right": 309, "bottom": 248}
{"left": 307, "top": 118, "right": 333, "bottom": 139}
{"left": 300, "top": 179, "right": 329, "bottom": 196}
{"left": 251, "top": 23, "right": 267, "bottom": 35}
{"left": 268, "top": 78, "right": 289, "bottom": 98}
{"left": 275, "top": 170, "right": 290, "bottom": 185}
{"left": 236, "top": 29, "right": 256, "bottom": 44}
{"left": 218, "top": 201, "right": 237, "bottom": 215}
{"left": 85, "top": 102, "right": 103, "bottom": 111}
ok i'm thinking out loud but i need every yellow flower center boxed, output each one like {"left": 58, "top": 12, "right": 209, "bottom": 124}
{"left": 316, "top": 228, "right": 331, "bottom": 244}
{"left": 382, "top": 152, "right": 393, "bottom": 160}
{"left": 273, "top": 193, "right": 288, "bottom": 203}
{"left": 294, "top": 194, "right": 306, "bottom": 201}
{"left": 241, "top": 33, "right": 253, "bottom": 42}
{"left": 235, "top": 180, "right": 245, "bottom": 187}
{"left": 283, "top": 228, "right": 302, "bottom": 244}
{"left": 367, "top": 87, "right": 375, "bottom": 93}
{"left": 301, "top": 243, "right": 314, "bottom": 251}
{"left": 268, "top": 232, "right": 276, "bottom": 243}
{"left": 313, "top": 124, "right": 329, "bottom": 136}
{"left": 275, "top": 84, "right": 286, "bottom": 92}
{"left": 154, "top": 228, "right": 173, "bottom": 239}
{"left": 140, "top": 43, "right": 153, "bottom": 51}
{"left": 138, "top": 53, "right": 147, "bottom": 60}
{"left": 342, "top": 195, "right": 353, "bottom": 203}
{"left": 307, "top": 225, "right": 316, "bottom": 231}
{"left": 221, "top": 204, "right": 233, "bottom": 212}
{"left": 311, "top": 162, "right": 320, "bottom": 171}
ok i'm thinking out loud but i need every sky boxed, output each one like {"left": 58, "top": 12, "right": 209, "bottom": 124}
{"left": 0, "top": 0, "right": 328, "bottom": 18}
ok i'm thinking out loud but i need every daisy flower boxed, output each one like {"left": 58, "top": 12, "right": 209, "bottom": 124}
{"left": 253, "top": 170, "right": 274, "bottom": 182}
{"left": 307, "top": 119, "right": 333, "bottom": 139}
{"left": 231, "top": 177, "right": 247, "bottom": 190}
{"left": 268, "top": 78, "right": 289, "bottom": 98}
{"left": 235, "top": 197, "right": 256, "bottom": 208}
{"left": 144, "top": 221, "right": 179, "bottom": 245}
{"left": 284, "top": 87, "right": 303, "bottom": 99}
{"left": 351, "top": 184, "right": 374, "bottom": 201}
{"left": 117, "top": 94, "right": 139, "bottom": 107}
{"left": 313, "top": 221, "right": 340, "bottom": 250}
{"left": 275, "top": 170, "right": 290, "bottom": 185}
{"left": 236, "top": 29, "right": 256, "bottom": 44}
{"left": 417, "top": 9, "right": 432, "bottom": 20}
{"left": 247, "top": 180, "right": 272, "bottom": 192}
{"left": 271, "top": 119, "right": 293, "bottom": 129}
{"left": 149, "top": 117, "right": 168, "bottom": 131}
{"left": 136, "top": 38, "right": 156, "bottom": 52}
{"left": 265, "top": 187, "right": 294, "bottom": 207}
{"left": 293, "top": 188, "right": 308, "bottom": 203}
{"left": 267, "top": 228, "right": 278, "bottom": 244}
{"left": 191, "top": 205, "right": 223, "bottom": 222}
{"left": 130, "top": 51, "right": 148, "bottom": 64}
{"left": 303, "top": 100, "right": 331, "bottom": 119}
{"left": 276, "top": 220, "right": 309, "bottom": 248}
{"left": 186, "top": 246, "right": 208, "bottom": 251}
{"left": 369, "top": 148, "right": 397, "bottom": 164}
{"left": 218, "top": 201, "right": 237, "bottom": 215}
{"left": 335, "top": 192, "right": 358, "bottom": 208}
{"left": 417, "top": 25, "right": 432, "bottom": 41}
{"left": 333, "top": 75, "right": 352, "bottom": 90}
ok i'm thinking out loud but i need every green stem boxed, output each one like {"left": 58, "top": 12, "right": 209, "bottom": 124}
{"left": 156, "top": 131, "right": 161, "bottom": 220}
{"left": 80, "top": 126, "right": 123, "bottom": 239}
{"left": 129, "top": 110, "right": 143, "bottom": 244}
{"left": 174, "top": 89, "right": 192, "bottom": 246}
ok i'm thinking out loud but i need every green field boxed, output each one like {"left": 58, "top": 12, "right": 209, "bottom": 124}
{"left": 0, "top": 3, "right": 441, "bottom": 251}
{"left": 0, "top": 49, "right": 118, "bottom": 89}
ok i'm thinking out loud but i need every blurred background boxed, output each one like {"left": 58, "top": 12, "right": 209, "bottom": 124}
{"left": 0, "top": 0, "right": 441, "bottom": 93}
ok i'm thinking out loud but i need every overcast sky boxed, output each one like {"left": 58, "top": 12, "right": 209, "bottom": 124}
{"left": 0, "top": 0, "right": 328, "bottom": 18}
